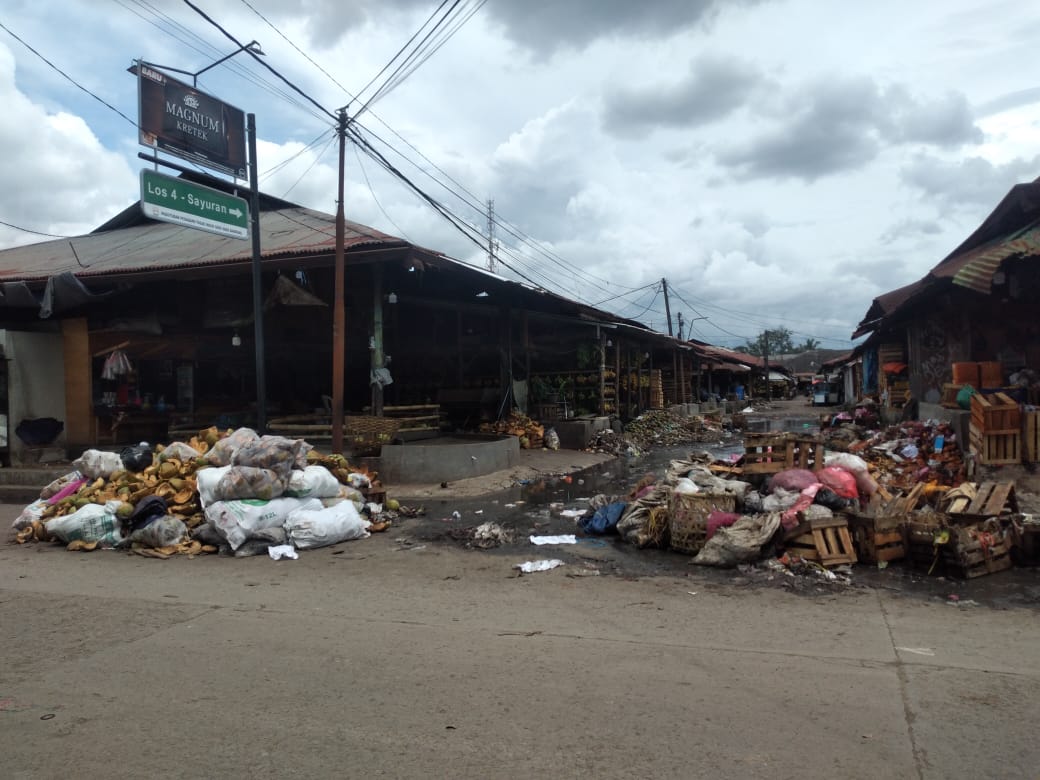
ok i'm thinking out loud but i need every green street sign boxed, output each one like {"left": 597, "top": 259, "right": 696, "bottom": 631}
{"left": 140, "top": 169, "right": 249, "bottom": 240}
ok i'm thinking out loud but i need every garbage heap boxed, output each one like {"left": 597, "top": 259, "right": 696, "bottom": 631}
{"left": 575, "top": 421, "right": 1036, "bottom": 579}
{"left": 11, "top": 427, "right": 400, "bottom": 559}
{"left": 585, "top": 408, "right": 729, "bottom": 456}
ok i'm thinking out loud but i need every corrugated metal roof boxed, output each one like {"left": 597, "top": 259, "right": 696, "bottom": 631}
{"left": 0, "top": 204, "right": 409, "bottom": 284}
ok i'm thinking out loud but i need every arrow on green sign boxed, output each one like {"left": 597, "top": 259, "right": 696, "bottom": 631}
{"left": 140, "top": 169, "right": 250, "bottom": 240}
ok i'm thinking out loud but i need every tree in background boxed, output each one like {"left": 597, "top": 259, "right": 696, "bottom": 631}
{"left": 796, "top": 337, "right": 821, "bottom": 351}
{"left": 736, "top": 327, "right": 794, "bottom": 356}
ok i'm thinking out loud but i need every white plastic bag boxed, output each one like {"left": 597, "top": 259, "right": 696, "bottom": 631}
{"left": 285, "top": 466, "right": 342, "bottom": 499}
{"left": 72, "top": 449, "right": 124, "bottom": 479}
{"left": 206, "top": 427, "right": 258, "bottom": 466}
{"left": 45, "top": 500, "right": 124, "bottom": 546}
{"left": 126, "top": 516, "right": 187, "bottom": 548}
{"left": 284, "top": 501, "right": 370, "bottom": 549}
{"left": 196, "top": 466, "right": 232, "bottom": 507}
{"left": 205, "top": 497, "right": 322, "bottom": 550}
{"left": 13, "top": 498, "right": 48, "bottom": 530}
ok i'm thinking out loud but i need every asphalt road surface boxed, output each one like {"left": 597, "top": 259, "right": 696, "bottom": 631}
{"left": 2, "top": 527, "right": 1038, "bottom": 780}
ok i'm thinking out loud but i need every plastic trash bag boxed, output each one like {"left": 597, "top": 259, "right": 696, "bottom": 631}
{"left": 285, "top": 466, "right": 342, "bottom": 499}
{"left": 545, "top": 428, "right": 560, "bottom": 451}
{"left": 206, "top": 427, "right": 259, "bottom": 466}
{"left": 770, "top": 469, "right": 819, "bottom": 493}
{"left": 816, "top": 467, "right": 859, "bottom": 499}
{"left": 198, "top": 465, "right": 286, "bottom": 503}
{"left": 205, "top": 497, "right": 322, "bottom": 550}
{"left": 120, "top": 444, "right": 154, "bottom": 473}
{"left": 40, "top": 470, "right": 85, "bottom": 500}
{"left": 580, "top": 501, "right": 627, "bottom": 534}
{"left": 45, "top": 501, "right": 124, "bottom": 546}
{"left": 13, "top": 499, "right": 47, "bottom": 531}
{"left": 125, "top": 516, "right": 186, "bottom": 549}
{"left": 284, "top": 500, "right": 371, "bottom": 549}
{"left": 232, "top": 435, "right": 311, "bottom": 478}
{"left": 72, "top": 449, "right": 124, "bottom": 479}
{"left": 159, "top": 442, "right": 203, "bottom": 462}
{"left": 692, "top": 512, "right": 782, "bottom": 567}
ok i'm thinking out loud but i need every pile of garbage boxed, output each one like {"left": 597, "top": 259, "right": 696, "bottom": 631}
{"left": 566, "top": 418, "right": 1030, "bottom": 580}
{"left": 480, "top": 412, "right": 547, "bottom": 449}
{"left": 623, "top": 409, "right": 726, "bottom": 450}
{"left": 11, "top": 426, "right": 396, "bottom": 559}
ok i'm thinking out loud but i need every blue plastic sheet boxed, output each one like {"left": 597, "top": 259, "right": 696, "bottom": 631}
{"left": 580, "top": 501, "right": 627, "bottom": 534}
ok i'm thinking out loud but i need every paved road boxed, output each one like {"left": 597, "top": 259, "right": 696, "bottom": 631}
{"left": 2, "top": 530, "right": 1037, "bottom": 779}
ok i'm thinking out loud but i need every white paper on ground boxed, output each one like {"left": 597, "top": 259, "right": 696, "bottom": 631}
{"left": 514, "top": 559, "right": 565, "bottom": 573}
{"left": 529, "top": 535, "right": 577, "bottom": 545}
{"left": 268, "top": 544, "right": 299, "bottom": 560}
{"left": 560, "top": 510, "right": 585, "bottom": 519}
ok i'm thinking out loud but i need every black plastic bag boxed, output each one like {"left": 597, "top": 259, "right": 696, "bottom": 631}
{"left": 120, "top": 444, "right": 153, "bottom": 472}
{"left": 814, "top": 487, "right": 855, "bottom": 511}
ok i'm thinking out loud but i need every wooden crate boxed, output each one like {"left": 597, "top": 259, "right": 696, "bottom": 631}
{"left": 847, "top": 516, "right": 906, "bottom": 563}
{"left": 970, "top": 392, "right": 1020, "bottom": 432}
{"left": 1024, "top": 411, "right": 1040, "bottom": 464}
{"left": 969, "top": 422, "right": 1021, "bottom": 465}
{"left": 742, "top": 433, "right": 823, "bottom": 475}
{"left": 949, "top": 481, "right": 1017, "bottom": 519}
{"left": 944, "top": 525, "right": 1012, "bottom": 579}
{"left": 667, "top": 492, "right": 736, "bottom": 554}
{"left": 783, "top": 517, "right": 857, "bottom": 567}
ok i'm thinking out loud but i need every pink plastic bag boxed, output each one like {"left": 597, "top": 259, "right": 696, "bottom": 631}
{"left": 781, "top": 484, "right": 820, "bottom": 530}
{"left": 770, "top": 468, "right": 819, "bottom": 493}
{"left": 706, "top": 511, "right": 741, "bottom": 540}
{"left": 817, "top": 467, "right": 858, "bottom": 499}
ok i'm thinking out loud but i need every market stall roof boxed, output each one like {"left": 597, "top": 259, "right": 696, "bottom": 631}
{"left": 852, "top": 176, "right": 1040, "bottom": 337}
{"left": 0, "top": 171, "right": 672, "bottom": 340}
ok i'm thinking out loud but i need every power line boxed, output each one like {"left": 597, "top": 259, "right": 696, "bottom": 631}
{"left": 353, "top": 143, "right": 411, "bottom": 240}
{"left": 280, "top": 132, "right": 337, "bottom": 199}
{"left": 0, "top": 20, "right": 138, "bottom": 128}
{"left": 0, "top": 219, "right": 71, "bottom": 238}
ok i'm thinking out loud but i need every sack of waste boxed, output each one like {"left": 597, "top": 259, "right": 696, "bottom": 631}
{"left": 120, "top": 444, "right": 154, "bottom": 473}
{"left": 72, "top": 449, "right": 125, "bottom": 479}
{"left": 284, "top": 501, "right": 370, "bottom": 549}
{"left": 196, "top": 465, "right": 286, "bottom": 504}
{"left": 285, "top": 465, "right": 342, "bottom": 499}
{"left": 231, "top": 435, "right": 311, "bottom": 478}
{"left": 692, "top": 512, "right": 782, "bottom": 567}
{"left": 205, "top": 497, "right": 322, "bottom": 550}
{"left": 124, "top": 516, "right": 187, "bottom": 549}
{"left": 45, "top": 500, "right": 125, "bottom": 546}
{"left": 206, "top": 427, "right": 259, "bottom": 466}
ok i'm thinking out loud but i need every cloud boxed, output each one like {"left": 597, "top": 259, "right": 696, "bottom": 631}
{"left": 976, "top": 87, "right": 1040, "bottom": 118}
{"left": 0, "top": 43, "right": 136, "bottom": 248}
{"left": 602, "top": 55, "right": 760, "bottom": 137}
{"left": 716, "top": 77, "right": 982, "bottom": 181}
{"left": 900, "top": 153, "right": 1040, "bottom": 209}
{"left": 880, "top": 217, "right": 944, "bottom": 245}
{"left": 481, "top": 0, "right": 765, "bottom": 55}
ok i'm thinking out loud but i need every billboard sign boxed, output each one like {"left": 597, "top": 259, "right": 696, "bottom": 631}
{"left": 137, "top": 63, "right": 247, "bottom": 179}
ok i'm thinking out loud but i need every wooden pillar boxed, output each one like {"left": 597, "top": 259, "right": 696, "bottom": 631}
{"left": 456, "top": 309, "right": 463, "bottom": 387}
{"left": 614, "top": 337, "right": 621, "bottom": 416}
{"left": 62, "top": 318, "right": 93, "bottom": 446}
{"left": 598, "top": 329, "right": 606, "bottom": 416}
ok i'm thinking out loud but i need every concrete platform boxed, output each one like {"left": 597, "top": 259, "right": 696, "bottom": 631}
{"left": 378, "top": 433, "right": 519, "bottom": 484}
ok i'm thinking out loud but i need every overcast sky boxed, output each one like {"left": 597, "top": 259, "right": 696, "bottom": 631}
{"left": 1, "top": 0, "right": 1037, "bottom": 348}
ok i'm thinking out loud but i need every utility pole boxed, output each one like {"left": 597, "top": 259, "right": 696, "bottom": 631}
{"left": 760, "top": 330, "right": 770, "bottom": 401}
{"left": 486, "top": 197, "right": 497, "bottom": 273}
{"left": 677, "top": 312, "right": 685, "bottom": 341}
{"left": 331, "top": 108, "right": 348, "bottom": 453}
{"left": 247, "top": 113, "right": 267, "bottom": 433}
{"left": 661, "top": 277, "right": 673, "bottom": 336}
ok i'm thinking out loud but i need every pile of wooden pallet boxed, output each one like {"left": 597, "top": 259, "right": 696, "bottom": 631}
{"left": 969, "top": 392, "right": 1021, "bottom": 465}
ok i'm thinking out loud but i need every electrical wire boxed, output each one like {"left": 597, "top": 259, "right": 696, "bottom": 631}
{"left": 181, "top": 0, "right": 337, "bottom": 121}
{"left": 261, "top": 128, "right": 336, "bottom": 179}
{"left": 0, "top": 20, "right": 137, "bottom": 128}
{"left": 0, "top": 219, "right": 71, "bottom": 238}
{"left": 352, "top": 143, "right": 411, "bottom": 240}
{"left": 280, "top": 132, "right": 337, "bottom": 199}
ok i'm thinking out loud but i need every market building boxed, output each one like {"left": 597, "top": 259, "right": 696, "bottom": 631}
{"left": 0, "top": 172, "right": 704, "bottom": 464}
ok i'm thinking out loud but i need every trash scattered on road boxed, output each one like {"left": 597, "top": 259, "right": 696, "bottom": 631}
{"left": 514, "top": 559, "right": 565, "bottom": 573}
{"left": 530, "top": 534, "right": 577, "bottom": 545}
{"left": 268, "top": 545, "right": 298, "bottom": 561}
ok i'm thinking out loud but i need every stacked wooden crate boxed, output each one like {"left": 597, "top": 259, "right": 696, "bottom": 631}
{"left": 969, "top": 392, "right": 1021, "bottom": 465}
{"left": 1023, "top": 410, "right": 1040, "bottom": 464}
{"left": 741, "top": 433, "right": 824, "bottom": 475}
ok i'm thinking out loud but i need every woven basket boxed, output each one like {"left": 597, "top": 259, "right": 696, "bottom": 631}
{"left": 344, "top": 415, "right": 401, "bottom": 454}
{"left": 668, "top": 492, "right": 737, "bottom": 554}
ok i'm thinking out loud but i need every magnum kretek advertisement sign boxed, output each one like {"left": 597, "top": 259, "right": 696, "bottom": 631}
{"left": 137, "top": 63, "right": 247, "bottom": 179}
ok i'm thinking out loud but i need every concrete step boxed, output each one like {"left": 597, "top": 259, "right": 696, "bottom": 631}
{"left": 0, "top": 483, "right": 47, "bottom": 506}
{"left": 0, "top": 465, "right": 73, "bottom": 486}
